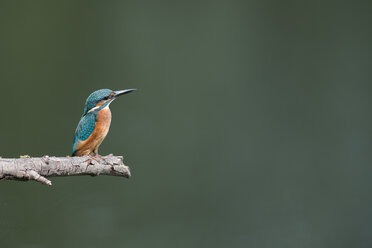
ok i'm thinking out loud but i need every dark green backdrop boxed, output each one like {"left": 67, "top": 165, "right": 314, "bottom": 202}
{"left": 0, "top": 0, "right": 371, "bottom": 247}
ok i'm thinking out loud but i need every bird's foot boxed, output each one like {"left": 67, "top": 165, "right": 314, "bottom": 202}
{"left": 95, "top": 154, "right": 109, "bottom": 164}
{"left": 88, "top": 154, "right": 100, "bottom": 164}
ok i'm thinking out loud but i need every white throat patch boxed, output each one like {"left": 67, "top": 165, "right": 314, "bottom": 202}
{"left": 87, "top": 99, "right": 114, "bottom": 113}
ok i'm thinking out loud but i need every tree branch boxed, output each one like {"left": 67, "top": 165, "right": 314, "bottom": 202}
{"left": 0, "top": 154, "right": 130, "bottom": 186}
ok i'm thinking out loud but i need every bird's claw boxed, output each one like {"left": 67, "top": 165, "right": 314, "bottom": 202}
{"left": 95, "top": 154, "right": 109, "bottom": 165}
{"left": 87, "top": 155, "right": 99, "bottom": 164}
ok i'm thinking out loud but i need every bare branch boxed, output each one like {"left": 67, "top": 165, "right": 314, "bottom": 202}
{"left": 0, "top": 154, "right": 130, "bottom": 186}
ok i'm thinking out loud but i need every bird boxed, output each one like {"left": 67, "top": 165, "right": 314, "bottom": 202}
{"left": 72, "top": 88, "right": 136, "bottom": 159}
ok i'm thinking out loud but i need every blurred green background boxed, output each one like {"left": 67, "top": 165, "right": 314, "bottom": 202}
{"left": 0, "top": 0, "right": 371, "bottom": 247}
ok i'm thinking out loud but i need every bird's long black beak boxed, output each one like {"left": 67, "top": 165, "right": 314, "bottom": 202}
{"left": 114, "top": 89, "right": 136, "bottom": 98}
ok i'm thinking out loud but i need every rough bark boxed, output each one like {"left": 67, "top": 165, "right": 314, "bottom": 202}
{"left": 0, "top": 154, "right": 130, "bottom": 185}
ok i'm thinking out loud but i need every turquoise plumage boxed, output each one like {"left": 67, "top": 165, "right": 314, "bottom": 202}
{"left": 72, "top": 111, "right": 97, "bottom": 155}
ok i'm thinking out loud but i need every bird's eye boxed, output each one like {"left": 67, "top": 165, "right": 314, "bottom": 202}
{"left": 103, "top": 96, "right": 109, "bottom": 100}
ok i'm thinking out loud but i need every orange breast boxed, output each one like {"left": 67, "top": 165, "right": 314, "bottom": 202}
{"left": 74, "top": 107, "right": 112, "bottom": 156}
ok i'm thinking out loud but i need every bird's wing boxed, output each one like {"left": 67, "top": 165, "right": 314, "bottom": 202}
{"left": 72, "top": 112, "right": 97, "bottom": 154}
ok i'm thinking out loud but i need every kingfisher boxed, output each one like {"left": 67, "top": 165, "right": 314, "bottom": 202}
{"left": 72, "top": 88, "right": 136, "bottom": 158}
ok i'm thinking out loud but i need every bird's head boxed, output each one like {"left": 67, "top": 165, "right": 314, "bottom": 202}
{"left": 83, "top": 89, "right": 136, "bottom": 116}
